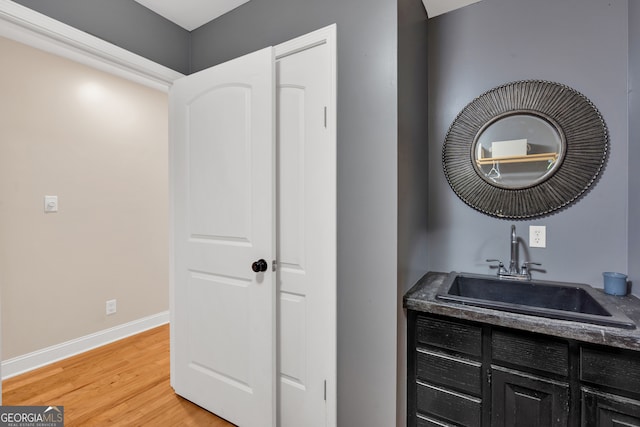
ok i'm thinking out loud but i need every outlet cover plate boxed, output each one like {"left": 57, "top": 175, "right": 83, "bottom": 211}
{"left": 44, "top": 195, "right": 58, "bottom": 213}
{"left": 106, "top": 299, "right": 117, "bottom": 315}
{"left": 529, "top": 225, "right": 546, "bottom": 248}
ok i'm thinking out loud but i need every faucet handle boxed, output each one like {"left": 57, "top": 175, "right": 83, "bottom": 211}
{"left": 522, "top": 261, "right": 542, "bottom": 268}
{"left": 486, "top": 259, "right": 508, "bottom": 274}
{"left": 520, "top": 262, "right": 542, "bottom": 279}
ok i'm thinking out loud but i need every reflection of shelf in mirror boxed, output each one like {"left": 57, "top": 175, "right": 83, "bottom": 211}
{"left": 476, "top": 152, "right": 558, "bottom": 165}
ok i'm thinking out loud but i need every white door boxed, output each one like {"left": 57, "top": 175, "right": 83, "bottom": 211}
{"left": 276, "top": 29, "right": 336, "bottom": 427}
{"left": 170, "top": 46, "right": 276, "bottom": 427}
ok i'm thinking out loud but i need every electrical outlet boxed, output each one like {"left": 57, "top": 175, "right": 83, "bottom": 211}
{"left": 106, "top": 299, "right": 117, "bottom": 316}
{"left": 529, "top": 225, "right": 546, "bottom": 248}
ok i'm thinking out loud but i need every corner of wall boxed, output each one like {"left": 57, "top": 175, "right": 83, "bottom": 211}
{"left": 397, "top": 1, "right": 429, "bottom": 426}
{"left": 628, "top": 0, "right": 640, "bottom": 297}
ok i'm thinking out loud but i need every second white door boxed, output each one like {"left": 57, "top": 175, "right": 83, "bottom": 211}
{"left": 276, "top": 28, "right": 336, "bottom": 427}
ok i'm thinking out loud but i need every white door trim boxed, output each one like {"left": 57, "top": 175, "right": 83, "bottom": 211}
{"left": 0, "top": 0, "right": 184, "bottom": 91}
{"left": 275, "top": 24, "right": 337, "bottom": 427}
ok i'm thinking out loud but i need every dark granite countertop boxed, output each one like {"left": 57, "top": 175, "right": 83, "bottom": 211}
{"left": 404, "top": 271, "right": 640, "bottom": 352}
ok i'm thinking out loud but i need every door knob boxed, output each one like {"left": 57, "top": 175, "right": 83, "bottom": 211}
{"left": 251, "top": 259, "right": 268, "bottom": 273}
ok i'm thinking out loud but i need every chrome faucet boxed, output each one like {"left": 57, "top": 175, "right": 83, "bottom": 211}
{"left": 509, "top": 224, "right": 518, "bottom": 275}
{"left": 487, "top": 225, "right": 541, "bottom": 280}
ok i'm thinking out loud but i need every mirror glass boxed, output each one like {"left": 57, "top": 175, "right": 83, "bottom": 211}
{"left": 472, "top": 113, "right": 565, "bottom": 189}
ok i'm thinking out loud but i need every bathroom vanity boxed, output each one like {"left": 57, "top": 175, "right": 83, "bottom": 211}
{"left": 404, "top": 272, "right": 640, "bottom": 427}
{"left": 420, "top": 78, "right": 639, "bottom": 425}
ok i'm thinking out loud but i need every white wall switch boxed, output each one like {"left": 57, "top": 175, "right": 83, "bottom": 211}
{"left": 44, "top": 195, "right": 58, "bottom": 213}
{"left": 529, "top": 225, "right": 546, "bottom": 248}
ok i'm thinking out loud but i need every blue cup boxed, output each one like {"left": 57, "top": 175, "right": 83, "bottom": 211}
{"left": 603, "top": 272, "right": 628, "bottom": 296}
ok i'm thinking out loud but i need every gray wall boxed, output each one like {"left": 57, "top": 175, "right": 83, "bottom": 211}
{"left": 12, "top": 0, "right": 190, "bottom": 74}
{"left": 397, "top": 0, "right": 429, "bottom": 425}
{"left": 427, "top": 0, "right": 633, "bottom": 294}
{"left": 629, "top": 1, "right": 640, "bottom": 296}
{"left": 191, "top": 2, "right": 399, "bottom": 426}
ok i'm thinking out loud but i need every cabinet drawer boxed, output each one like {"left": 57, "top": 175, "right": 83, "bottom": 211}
{"left": 416, "top": 316, "right": 482, "bottom": 357}
{"left": 416, "top": 381, "right": 482, "bottom": 427}
{"left": 581, "top": 347, "right": 640, "bottom": 395}
{"left": 417, "top": 414, "right": 457, "bottom": 427}
{"left": 492, "top": 329, "right": 568, "bottom": 376}
{"left": 417, "top": 348, "right": 483, "bottom": 396}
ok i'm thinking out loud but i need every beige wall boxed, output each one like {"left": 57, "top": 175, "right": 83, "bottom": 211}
{"left": 0, "top": 36, "right": 169, "bottom": 359}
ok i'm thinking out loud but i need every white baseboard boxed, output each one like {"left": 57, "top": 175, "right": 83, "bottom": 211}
{"left": 1, "top": 311, "right": 170, "bottom": 380}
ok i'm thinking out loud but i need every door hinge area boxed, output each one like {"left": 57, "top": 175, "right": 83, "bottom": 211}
{"left": 324, "top": 380, "right": 327, "bottom": 401}
{"left": 324, "top": 106, "right": 327, "bottom": 128}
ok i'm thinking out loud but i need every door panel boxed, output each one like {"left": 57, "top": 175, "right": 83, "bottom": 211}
{"left": 170, "top": 46, "right": 275, "bottom": 427}
{"left": 187, "top": 272, "right": 251, "bottom": 387}
{"left": 187, "top": 85, "right": 253, "bottom": 241}
{"left": 280, "top": 292, "right": 307, "bottom": 385}
{"left": 278, "top": 86, "right": 306, "bottom": 271}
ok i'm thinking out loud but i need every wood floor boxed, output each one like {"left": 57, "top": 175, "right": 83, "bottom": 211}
{"left": 2, "top": 324, "right": 235, "bottom": 426}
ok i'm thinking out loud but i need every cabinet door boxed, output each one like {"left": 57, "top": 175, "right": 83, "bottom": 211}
{"left": 492, "top": 366, "right": 569, "bottom": 427}
{"left": 582, "top": 388, "right": 640, "bottom": 427}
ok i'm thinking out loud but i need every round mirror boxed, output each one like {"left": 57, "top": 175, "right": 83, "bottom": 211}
{"left": 473, "top": 112, "right": 565, "bottom": 189}
{"left": 443, "top": 80, "right": 608, "bottom": 219}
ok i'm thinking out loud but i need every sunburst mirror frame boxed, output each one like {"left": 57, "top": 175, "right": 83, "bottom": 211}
{"left": 442, "top": 80, "right": 608, "bottom": 219}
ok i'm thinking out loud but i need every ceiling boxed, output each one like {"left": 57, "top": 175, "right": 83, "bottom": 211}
{"left": 422, "top": 0, "right": 483, "bottom": 18}
{"left": 133, "top": 0, "right": 482, "bottom": 32}
{"left": 133, "top": 0, "right": 251, "bottom": 31}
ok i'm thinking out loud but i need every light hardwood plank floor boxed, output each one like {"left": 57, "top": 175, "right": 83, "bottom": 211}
{"left": 2, "top": 324, "right": 235, "bottom": 426}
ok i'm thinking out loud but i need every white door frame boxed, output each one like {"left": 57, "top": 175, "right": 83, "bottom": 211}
{"left": 0, "top": 3, "right": 337, "bottom": 424}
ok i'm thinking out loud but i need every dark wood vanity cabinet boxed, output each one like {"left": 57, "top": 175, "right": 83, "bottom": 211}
{"left": 408, "top": 311, "right": 640, "bottom": 427}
